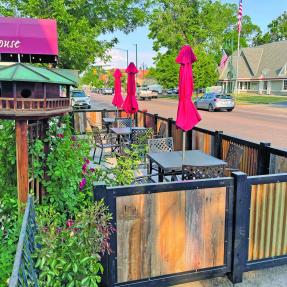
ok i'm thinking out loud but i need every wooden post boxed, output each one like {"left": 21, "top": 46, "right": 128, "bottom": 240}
{"left": 154, "top": 113, "right": 158, "bottom": 134}
{"left": 16, "top": 120, "right": 29, "bottom": 204}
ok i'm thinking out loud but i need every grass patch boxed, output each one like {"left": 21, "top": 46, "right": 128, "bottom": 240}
{"left": 234, "top": 93, "right": 287, "bottom": 105}
{"left": 160, "top": 93, "right": 287, "bottom": 105}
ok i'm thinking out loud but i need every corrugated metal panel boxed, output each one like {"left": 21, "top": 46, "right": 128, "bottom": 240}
{"left": 249, "top": 182, "right": 287, "bottom": 261}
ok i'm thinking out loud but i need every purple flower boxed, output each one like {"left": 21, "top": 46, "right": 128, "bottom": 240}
{"left": 71, "top": 135, "right": 77, "bottom": 141}
{"left": 79, "top": 178, "right": 87, "bottom": 189}
{"left": 89, "top": 168, "right": 95, "bottom": 173}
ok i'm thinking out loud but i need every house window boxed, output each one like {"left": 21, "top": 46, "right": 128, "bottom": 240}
{"left": 283, "top": 80, "right": 287, "bottom": 91}
{"left": 264, "top": 81, "right": 268, "bottom": 90}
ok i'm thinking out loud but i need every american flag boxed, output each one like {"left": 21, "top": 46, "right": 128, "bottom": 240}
{"left": 238, "top": 0, "right": 243, "bottom": 33}
{"left": 219, "top": 50, "right": 228, "bottom": 69}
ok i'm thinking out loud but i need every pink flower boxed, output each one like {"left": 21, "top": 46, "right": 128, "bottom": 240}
{"left": 89, "top": 168, "right": 95, "bottom": 173}
{"left": 79, "top": 178, "right": 87, "bottom": 189}
{"left": 66, "top": 219, "right": 74, "bottom": 228}
{"left": 57, "top": 133, "right": 64, "bottom": 138}
{"left": 82, "top": 164, "right": 87, "bottom": 173}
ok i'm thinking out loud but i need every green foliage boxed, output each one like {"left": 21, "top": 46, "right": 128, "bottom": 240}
{"left": 151, "top": 47, "right": 217, "bottom": 90}
{"left": 0, "top": 195, "right": 20, "bottom": 286}
{"left": 148, "top": 0, "right": 260, "bottom": 88}
{"left": 31, "top": 116, "right": 91, "bottom": 217}
{"left": 253, "top": 12, "right": 287, "bottom": 45}
{"left": 0, "top": 0, "right": 149, "bottom": 70}
{"left": 0, "top": 120, "right": 17, "bottom": 197}
{"left": 35, "top": 201, "right": 113, "bottom": 286}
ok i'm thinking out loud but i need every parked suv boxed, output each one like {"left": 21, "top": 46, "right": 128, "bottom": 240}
{"left": 194, "top": 93, "right": 235, "bottom": 112}
{"left": 71, "top": 90, "right": 91, "bottom": 109}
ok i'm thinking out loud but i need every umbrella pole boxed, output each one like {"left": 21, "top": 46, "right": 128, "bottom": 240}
{"left": 182, "top": 131, "right": 186, "bottom": 161}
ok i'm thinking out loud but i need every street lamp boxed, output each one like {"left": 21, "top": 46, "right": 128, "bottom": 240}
{"left": 113, "top": 47, "right": 129, "bottom": 67}
{"left": 134, "top": 44, "right": 138, "bottom": 68}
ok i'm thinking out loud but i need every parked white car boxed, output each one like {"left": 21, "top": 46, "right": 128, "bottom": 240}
{"left": 71, "top": 90, "right": 91, "bottom": 109}
{"left": 194, "top": 93, "right": 235, "bottom": 112}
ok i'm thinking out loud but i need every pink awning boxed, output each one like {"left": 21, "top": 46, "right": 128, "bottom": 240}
{"left": 0, "top": 17, "right": 58, "bottom": 55}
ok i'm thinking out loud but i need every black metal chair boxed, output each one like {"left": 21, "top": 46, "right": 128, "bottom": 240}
{"left": 154, "top": 122, "right": 167, "bottom": 138}
{"left": 92, "top": 126, "right": 120, "bottom": 164}
{"left": 103, "top": 111, "right": 116, "bottom": 118}
{"left": 182, "top": 164, "right": 225, "bottom": 180}
{"left": 115, "top": 118, "right": 133, "bottom": 128}
{"left": 148, "top": 137, "right": 174, "bottom": 153}
{"left": 224, "top": 143, "right": 244, "bottom": 176}
{"left": 147, "top": 137, "right": 174, "bottom": 174}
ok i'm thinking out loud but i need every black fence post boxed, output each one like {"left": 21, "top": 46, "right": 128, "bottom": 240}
{"left": 143, "top": 111, "right": 147, "bottom": 128}
{"left": 228, "top": 171, "right": 250, "bottom": 284}
{"left": 257, "top": 142, "right": 271, "bottom": 175}
{"left": 154, "top": 113, "right": 158, "bottom": 134}
{"left": 214, "top": 131, "right": 223, "bottom": 159}
{"left": 168, "top": 117, "right": 173, "bottom": 137}
{"left": 187, "top": 129, "right": 193, "bottom": 150}
{"left": 135, "top": 111, "right": 138, "bottom": 126}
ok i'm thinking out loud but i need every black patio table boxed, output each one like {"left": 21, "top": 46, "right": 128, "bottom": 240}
{"left": 147, "top": 150, "right": 226, "bottom": 182}
{"left": 103, "top": 117, "right": 115, "bottom": 133}
{"left": 111, "top": 127, "right": 147, "bottom": 153}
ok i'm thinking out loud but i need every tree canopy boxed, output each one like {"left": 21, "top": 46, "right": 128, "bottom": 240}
{"left": 0, "top": 0, "right": 149, "bottom": 71}
{"left": 147, "top": 0, "right": 260, "bottom": 89}
{"left": 253, "top": 11, "right": 287, "bottom": 45}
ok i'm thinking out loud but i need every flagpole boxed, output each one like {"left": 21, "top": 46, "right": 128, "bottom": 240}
{"left": 235, "top": 30, "right": 241, "bottom": 96}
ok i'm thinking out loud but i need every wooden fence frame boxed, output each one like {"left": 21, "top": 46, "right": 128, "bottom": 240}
{"left": 94, "top": 177, "right": 235, "bottom": 287}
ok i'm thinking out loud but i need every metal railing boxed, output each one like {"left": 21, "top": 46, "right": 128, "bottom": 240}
{"left": 9, "top": 196, "right": 38, "bottom": 287}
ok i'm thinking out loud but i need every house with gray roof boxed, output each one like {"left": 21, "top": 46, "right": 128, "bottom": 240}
{"left": 218, "top": 40, "right": 287, "bottom": 96}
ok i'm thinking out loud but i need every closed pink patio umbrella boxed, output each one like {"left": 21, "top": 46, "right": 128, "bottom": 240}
{"left": 176, "top": 45, "right": 202, "bottom": 159}
{"left": 122, "top": 62, "right": 139, "bottom": 115}
{"left": 112, "top": 69, "right": 124, "bottom": 116}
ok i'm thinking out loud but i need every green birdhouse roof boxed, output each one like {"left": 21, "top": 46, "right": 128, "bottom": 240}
{"left": 0, "top": 63, "right": 78, "bottom": 86}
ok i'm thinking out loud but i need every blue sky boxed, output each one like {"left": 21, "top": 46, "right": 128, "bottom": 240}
{"left": 98, "top": 0, "right": 287, "bottom": 68}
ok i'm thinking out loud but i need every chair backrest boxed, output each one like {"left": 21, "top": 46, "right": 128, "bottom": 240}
{"left": 157, "top": 122, "right": 167, "bottom": 138}
{"left": 103, "top": 111, "right": 115, "bottom": 118}
{"left": 91, "top": 126, "right": 103, "bottom": 145}
{"left": 116, "top": 118, "right": 133, "bottom": 128}
{"left": 148, "top": 137, "right": 174, "bottom": 153}
{"left": 182, "top": 164, "right": 224, "bottom": 180}
{"left": 131, "top": 128, "right": 153, "bottom": 145}
{"left": 225, "top": 143, "right": 244, "bottom": 170}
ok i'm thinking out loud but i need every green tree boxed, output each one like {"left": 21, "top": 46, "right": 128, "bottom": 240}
{"left": 150, "top": 47, "right": 217, "bottom": 90}
{"left": 148, "top": 0, "right": 259, "bottom": 88}
{"left": 0, "top": 0, "right": 149, "bottom": 70}
{"left": 253, "top": 11, "right": 287, "bottom": 45}
{"left": 80, "top": 67, "right": 105, "bottom": 88}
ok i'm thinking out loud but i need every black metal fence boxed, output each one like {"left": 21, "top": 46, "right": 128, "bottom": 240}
{"left": 72, "top": 109, "right": 287, "bottom": 176}
{"left": 9, "top": 196, "right": 38, "bottom": 287}
{"left": 94, "top": 172, "right": 287, "bottom": 286}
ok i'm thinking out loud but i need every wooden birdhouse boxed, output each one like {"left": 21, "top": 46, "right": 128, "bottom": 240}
{"left": 0, "top": 17, "right": 79, "bottom": 205}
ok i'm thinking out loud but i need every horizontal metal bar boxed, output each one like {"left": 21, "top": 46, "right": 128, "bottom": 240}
{"left": 72, "top": 108, "right": 116, "bottom": 113}
{"left": 193, "top": 126, "right": 216, "bottom": 136}
{"left": 245, "top": 255, "right": 287, "bottom": 272}
{"left": 221, "top": 134, "right": 260, "bottom": 149}
{"left": 108, "top": 178, "right": 233, "bottom": 197}
{"left": 266, "top": 146, "right": 287, "bottom": 158}
{"left": 115, "top": 266, "right": 228, "bottom": 287}
{"left": 248, "top": 173, "right": 287, "bottom": 185}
